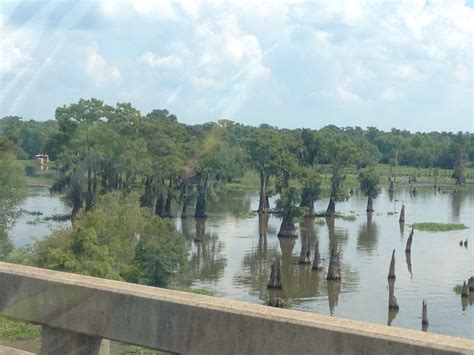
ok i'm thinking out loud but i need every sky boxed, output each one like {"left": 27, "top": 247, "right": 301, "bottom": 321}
{"left": 0, "top": 0, "right": 473, "bottom": 132}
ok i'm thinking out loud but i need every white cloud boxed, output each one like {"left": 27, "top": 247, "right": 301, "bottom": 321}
{"left": 0, "top": 37, "right": 33, "bottom": 75}
{"left": 394, "top": 64, "right": 419, "bottom": 80}
{"left": 85, "top": 44, "right": 122, "bottom": 87}
{"left": 99, "top": 0, "right": 177, "bottom": 20}
{"left": 140, "top": 51, "right": 183, "bottom": 69}
{"left": 337, "top": 85, "right": 362, "bottom": 104}
{"left": 381, "top": 88, "right": 397, "bottom": 101}
{"left": 192, "top": 76, "right": 217, "bottom": 89}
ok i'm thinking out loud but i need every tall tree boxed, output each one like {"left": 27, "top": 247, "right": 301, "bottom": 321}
{"left": 358, "top": 167, "right": 380, "bottom": 212}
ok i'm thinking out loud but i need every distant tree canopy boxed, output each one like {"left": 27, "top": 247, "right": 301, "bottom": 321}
{"left": 1, "top": 98, "right": 473, "bottom": 220}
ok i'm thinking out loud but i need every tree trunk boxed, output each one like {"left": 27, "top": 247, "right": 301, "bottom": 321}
{"left": 267, "top": 260, "right": 282, "bottom": 289}
{"left": 180, "top": 181, "right": 188, "bottom": 218}
{"left": 388, "top": 279, "right": 399, "bottom": 309}
{"left": 155, "top": 193, "right": 165, "bottom": 216}
{"left": 388, "top": 249, "right": 396, "bottom": 279}
{"left": 300, "top": 189, "right": 315, "bottom": 216}
{"left": 399, "top": 204, "right": 405, "bottom": 223}
{"left": 366, "top": 195, "right": 374, "bottom": 212}
{"left": 277, "top": 218, "right": 297, "bottom": 238}
{"left": 70, "top": 178, "right": 83, "bottom": 222}
{"left": 325, "top": 198, "right": 336, "bottom": 217}
{"left": 298, "top": 235, "right": 311, "bottom": 264}
{"left": 388, "top": 180, "right": 394, "bottom": 193}
{"left": 312, "top": 241, "right": 323, "bottom": 270}
{"left": 85, "top": 166, "right": 93, "bottom": 211}
{"left": 326, "top": 248, "right": 341, "bottom": 280}
{"left": 181, "top": 202, "right": 188, "bottom": 218}
{"left": 194, "top": 173, "right": 208, "bottom": 218}
{"left": 405, "top": 228, "right": 414, "bottom": 252}
{"left": 164, "top": 178, "right": 173, "bottom": 217}
{"left": 258, "top": 172, "right": 270, "bottom": 213}
{"left": 140, "top": 176, "right": 154, "bottom": 208}
{"left": 422, "top": 300, "right": 428, "bottom": 326}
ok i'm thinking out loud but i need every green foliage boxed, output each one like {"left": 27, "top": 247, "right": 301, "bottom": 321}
{"left": 452, "top": 166, "right": 465, "bottom": 185}
{"left": 358, "top": 167, "right": 380, "bottom": 199}
{"left": 274, "top": 187, "right": 303, "bottom": 221}
{"left": 453, "top": 284, "right": 463, "bottom": 294}
{"left": 133, "top": 216, "right": 187, "bottom": 287}
{"left": 0, "top": 316, "right": 41, "bottom": 341}
{"left": 0, "top": 151, "right": 27, "bottom": 260}
{"left": 412, "top": 223, "right": 468, "bottom": 231}
{"left": 32, "top": 193, "right": 187, "bottom": 286}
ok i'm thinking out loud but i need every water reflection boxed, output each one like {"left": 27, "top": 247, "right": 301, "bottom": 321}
{"left": 357, "top": 214, "right": 379, "bottom": 254}
{"left": 451, "top": 190, "right": 466, "bottom": 220}
{"left": 186, "top": 218, "right": 227, "bottom": 283}
{"left": 180, "top": 217, "right": 195, "bottom": 240}
{"left": 387, "top": 308, "right": 399, "bottom": 326}
{"left": 299, "top": 217, "right": 315, "bottom": 264}
{"left": 327, "top": 280, "right": 341, "bottom": 316}
{"left": 461, "top": 294, "right": 474, "bottom": 311}
{"left": 405, "top": 251, "right": 413, "bottom": 278}
{"left": 207, "top": 190, "right": 252, "bottom": 218}
{"left": 399, "top": 221, "right": 404, "bottom": 237}
{"left": 258, "top": 213, "right": 270, "bottom": 238}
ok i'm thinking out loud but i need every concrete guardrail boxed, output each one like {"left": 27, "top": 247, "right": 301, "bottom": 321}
{"left": 0, "top": 262, "right": 473, "bottom": 354}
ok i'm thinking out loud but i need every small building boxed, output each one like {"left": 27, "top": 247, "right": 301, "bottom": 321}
{"left": 35, "top": 153, "right": 49, "bottom": 170}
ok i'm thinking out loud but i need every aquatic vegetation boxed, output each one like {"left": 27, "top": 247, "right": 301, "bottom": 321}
{"left": 22, "top": 210, "right": 43, "bottom": 216}
{"left": 412, "top": 223, "right": 468, "bottom": 232}
{"left": 314, "top": 211, "right": 356, "bottom": 221}
{"left": 175, "top": 287, "right": 216, "bottom": 296}
{"left": 315, "top": 218, "right": 326, "bottom": 225}
{"left": 43, "top": 213, "right": 71, "bottom": 222}
{"left": 453, "top": 284, "right": 463, "bottom": 295}
{"left": 336, "top": 213, "right": 356, "bottom": 222}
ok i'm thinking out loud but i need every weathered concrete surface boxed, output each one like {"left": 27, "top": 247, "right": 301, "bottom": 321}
{"left": 0, "top": 263, "right": 473, "bottom": 355}
{"left": 40, "top": 326, "right": 110, "bottom": 355}
{"left": 0, "top": 345, "right": 34, "bottom": 355}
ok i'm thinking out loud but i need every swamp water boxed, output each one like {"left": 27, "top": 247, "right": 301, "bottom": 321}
{"left": 11, "top": 186, "right": 474, "bottom": 339}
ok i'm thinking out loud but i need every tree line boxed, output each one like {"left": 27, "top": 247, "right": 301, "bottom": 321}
{"left": 1, "top": 98, "right": 472, "bottom": 221}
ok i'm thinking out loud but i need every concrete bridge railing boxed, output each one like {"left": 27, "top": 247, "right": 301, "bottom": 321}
{"left": 0, "top": 262, "right": 473, "bottom": 355}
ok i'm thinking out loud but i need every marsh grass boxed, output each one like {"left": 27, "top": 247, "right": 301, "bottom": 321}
{"left": 0, "top": 316, "right": 41, "bottom": 341}
{"left": 412, "top": 223, "right": 468, "bottom": 232}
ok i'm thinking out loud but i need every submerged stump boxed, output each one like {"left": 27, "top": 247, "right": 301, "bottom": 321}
{"left": 388, "top": 249, "right": 396, "bottom": 279}
{"left": 388, "top": 279, "right": 399, "bottom": 310}
{"left": 422, "top": 300, "right": 429, "bottom": 326}
{"left": 468, "top": 276, "right": 474, "bottom": 292}
{"left": 326, "top": 248, "right": 341, "bottom": 280}
{"left": 267, "top": 260, "right": 282, "bottom": 289}
{"left": 399, "top": 204, "right": 405, "bottom": 223}
{"left": 461, "top": 281, "right": 469, "bottom": 298}
{"left": 298, "top": 235, "right": 311, "bottom": 265}
{"left": 405, "top": 227, "right": 414, "bottom": 253}
{"left": 268, "top": 297, "right": 284, "bottom": 308}
{"left": 278, "top": 219, "right": 297, "bottom": 238}
{"left": 312, "top": 241, "right": 323, "bottom": 270}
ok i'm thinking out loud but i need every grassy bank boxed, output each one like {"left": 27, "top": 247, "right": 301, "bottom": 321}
{"left": 223, "top": 164, "right": 473, "bottom": 199}
{"left": 0, "top": 317, "right": 40, "bottom": 341}
{"left": 412, "top": 223, "right": 469, "bottom": 232}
